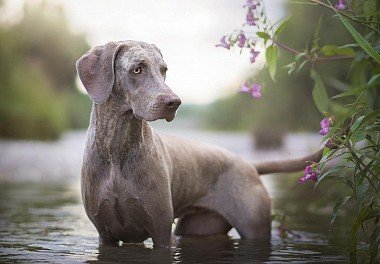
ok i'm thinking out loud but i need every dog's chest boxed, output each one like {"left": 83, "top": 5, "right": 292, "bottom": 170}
{"left": 82, "top": 146, "right": 169, "bottom": 242}
{"left": 82, "top": 168, "right": 153, "bottom": 242}
{"left": 89, "top": 190, "right": 152, "bottom": 242}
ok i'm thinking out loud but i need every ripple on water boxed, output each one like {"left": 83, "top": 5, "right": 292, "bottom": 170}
{"left": 0, "top": 180, "right": 369, "bottom": 264}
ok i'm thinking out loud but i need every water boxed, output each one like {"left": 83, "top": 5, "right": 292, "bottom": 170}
{"left": 0, "top": 128, "right": 370, "bottom": 263}
{"left": 1, "top": 180, "right": 367, "bottom": 263}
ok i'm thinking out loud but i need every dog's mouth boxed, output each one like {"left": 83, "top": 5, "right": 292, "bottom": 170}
{"left": 165, "top": 114, "right": 176, "bottom": 122}
{"left": 131, "top": 111, "right": 176, "bottom": 122}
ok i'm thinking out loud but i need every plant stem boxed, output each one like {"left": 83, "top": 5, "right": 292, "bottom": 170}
{"left": 315, "top": 55, "right": 355, "bottom": 61}
{"left": 272, "top": 39, "right": 354, "bottom": 62}
{"left": 272, "top": 40, "right": 299, "bottom": 55}
{"left": 311, "top": 0, "right": 380, "bottom": 34}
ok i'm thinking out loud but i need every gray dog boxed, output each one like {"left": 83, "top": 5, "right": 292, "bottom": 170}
{"left": 76, "top": 40, "right": 322, "bottom": 247}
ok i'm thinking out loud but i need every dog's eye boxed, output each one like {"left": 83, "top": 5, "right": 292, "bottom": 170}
{"left": 133, "top": 67, "right": 142, "bottom": 74}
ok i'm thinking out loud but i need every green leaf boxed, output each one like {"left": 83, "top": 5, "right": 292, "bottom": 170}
{"left": 296, "top": 59, "right": 308, "bottom": 73}
{"left": 349, "top": 204, "right": 372, "bottom": 259}
{"left": 351, "top": 110, "right": 380, "bottom": 134}
{"left": 330, "top": 196, "right": 351, "bottom": 226}
{"left": 325, "top": 107, "right": 355, "bottom": 138}
{"left": 350, "top": 116, "right": 366, "bottom": 133}
{"left": 353, "top": 132, "right": 366, "bottom": 143}
{"left": 365, "top": 124, "right": 380, "bottom": 132}
{"left": 284, "top": 62, "right": 296, "bottom": 75}
{"left": 295, "top": 52, "right": 305, "bottom": 62}
{"left": 335, "top": 12, "right": 380, "bottom": 64}
{"left": 321, "top": 45, "right": 338, "bottom": 56}
{"left": 331, "top": 89, "right": 358, "bottom": 99}
{"left": 316, "top": 165, "right": 345, "bottom": 187}
{"left": 275, "top": 16, "right": 291, "bottom": 36}
{"left": 312, "top": 15, "right": 323, "bottom": 49}
{"left": 319, "top": 148, "right": 340, "bottom": 165}
{"left": 368, "top": 74, "right": 380, "bottom": 86}
{"left": 321, "top": 45, "right": 356, "bottom": 56}
{"left": 336, "top": 47, "right": 356, "bottom": 56}
{"left": 283, "top": 63, "right": 294, "bottom": 70}
{"left": 257, "top": 32, "right": 271, "bottom": 41}
{"left": 332, "top": 75, "right": 380, "bottom": 99}
{"left": 266, "top": 45, "right": 278, "bottom": 81}
{"left": 311, "top": 69, "right": 329, "bottom": 114}
{"left": 356, "top": 182, "right": 370, "bottom": 205}
{"left": 322, "top": 146, "right": 330, "bottom": 156}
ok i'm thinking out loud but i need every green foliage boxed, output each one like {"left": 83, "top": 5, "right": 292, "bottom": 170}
{"left": 311, "top": 69, "right": 329, "bottom": 115}
{"left": 266, "top": 45, "right": 278, "bottom": 81}
{"left": 0, "top": 2, "right": 91, "bottom": 140}
{"left": 206, "top": 3, "right": 352, "bottom": 133}
{"left": 274, "top": 16, "right": 292, "bottom": 36}
{"left": 319, "top": 107, "right": 379, "bottom": 262}
{"left": 335, "top": 12, "right": 380, "bottom": 63}
{"left": 257, "top": 31, "right": 271, "bottom": 41}
{"left": 0, "top": 58, "right": 68, "bottom": 139}
{"left": 218, "top": 0, "right": 380, "bottom": 261}
{"left": 284, "top": 1, "right": 379, "bottom": 261}
{"left": 281, "top": 1, "right": 380, "bottom": 262}
{"left": 321, "top": 44, "right": 356, "bottom": 56}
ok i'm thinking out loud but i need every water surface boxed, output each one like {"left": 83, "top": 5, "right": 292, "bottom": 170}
{"left": 0, "top": 130, "right": 370, "bottom": 263}
{"left": 0, "top": 180, "right": 369, "bottom": 263}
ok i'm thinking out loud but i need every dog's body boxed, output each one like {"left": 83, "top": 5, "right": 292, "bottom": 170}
{"left": 77, "top": 40, "right": 322, "bottom": 247}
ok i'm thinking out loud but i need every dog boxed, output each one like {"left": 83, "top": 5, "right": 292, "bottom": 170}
{"left": 76, "top": 40, "right": 322, "bottom": 247}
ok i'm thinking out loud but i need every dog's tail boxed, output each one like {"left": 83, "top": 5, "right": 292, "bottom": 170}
{"left": 253, "top": 148, "right": 324, "bottom": 175}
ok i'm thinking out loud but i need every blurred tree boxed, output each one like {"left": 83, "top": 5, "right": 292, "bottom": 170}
{"left": 0, "top": 1, "right": 91, "bottom": 140}
{"left": 205, "top": 1, "right": 353, "bottom": 134}
{"left": 13, "top": 3, "right": 89, "bottom": 91}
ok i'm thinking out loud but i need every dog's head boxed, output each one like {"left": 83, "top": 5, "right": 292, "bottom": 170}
{"left": 76, "top": 40, "right": 181, "bottom": 122}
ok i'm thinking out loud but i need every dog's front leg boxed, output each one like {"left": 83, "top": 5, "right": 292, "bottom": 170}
{"left": 146, "top": 208, "right": 174, "bottom": 248}
{"left": 151, "top": 220, "right": 174, "bottom": 247}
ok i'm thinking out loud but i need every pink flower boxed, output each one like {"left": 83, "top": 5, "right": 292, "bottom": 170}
{"left": 250, "top": 49, "right": 260, "bottom": 63}
{"left": 215, "top": 36, "right": 230, "bottom": 49}
{"left": 319, "top": 117, "right": 330, "bottom": 136}
{"left": 240, "top": 82, "right": 261, "bottom": 98}
{"left": 246, "top": 12, "right": 256, "bottom": 26}
{"left": 238, "top": 32, "right": 246, "bottom": 48}
{"left": 335, "top": 0, "right": 347, "bottom": 10}
{"left": 244, "top": 0, "right": 260, "bottom": 10}
{"left": 299, "top": 164, "right": 319, "bottom": 184}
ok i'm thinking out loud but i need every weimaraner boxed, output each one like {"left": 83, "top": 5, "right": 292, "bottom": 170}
{"left": 76, "top": 40, "right": 322, "bottom": 247}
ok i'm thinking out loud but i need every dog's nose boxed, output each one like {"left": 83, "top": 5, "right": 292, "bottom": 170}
{"left": 163, "top": 96, "right": 181, "bottom": 110}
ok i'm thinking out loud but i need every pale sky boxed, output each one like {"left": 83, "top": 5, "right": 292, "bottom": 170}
{"left": 3, "top": 0, "right": 286, "bottom": 104}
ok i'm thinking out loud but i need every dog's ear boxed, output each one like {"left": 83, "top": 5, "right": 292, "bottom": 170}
{"left": 150, "top": 44, "right": 163, "bottom": 58}
{"left": 76, "top": 42, "right": 123, "bottom": 104}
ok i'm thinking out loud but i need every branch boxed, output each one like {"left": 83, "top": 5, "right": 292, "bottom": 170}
{"left": 311, "top": 0, "right": 380, "bottom": 34}
{"left": 272, "top": 39, "right": 355, "bottom": 62}
{"left": 315, "top": 55, "right": 355, "bottom": 61}
{"left": 272, "top": 40, "right": 300, "bottom": 55}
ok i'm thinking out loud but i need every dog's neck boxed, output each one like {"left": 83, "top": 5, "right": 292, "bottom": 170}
{"left": 89, "top": 98, "right": 153, "bottom": 163}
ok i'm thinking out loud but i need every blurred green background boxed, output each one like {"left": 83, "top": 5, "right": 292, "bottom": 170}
{"left": 0, "top": 2, "right": 91, "bottom": 140}
{"left": 205, "top": 2, "right": 352, "bottom": 134}
{"left": 0, "top": 1, "right": 351, "bottom": 141}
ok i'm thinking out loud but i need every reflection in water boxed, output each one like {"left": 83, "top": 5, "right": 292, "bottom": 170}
{"left": 0, "top": 181, "right": 369, "bottom": 263}
{"left": 178, "top": 237, "right": 272, "bottom": 263}
{"left": 93, "top": 244, "right": 174, "bottom": 264}
{"left": 91, "top": 237, "right": 271, "bottom": 264}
